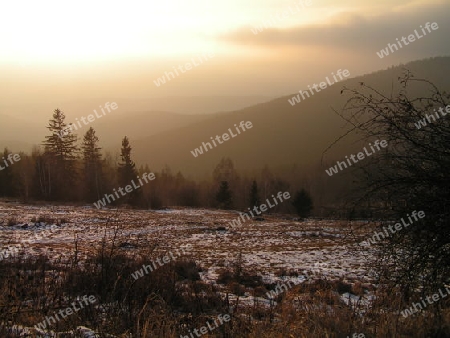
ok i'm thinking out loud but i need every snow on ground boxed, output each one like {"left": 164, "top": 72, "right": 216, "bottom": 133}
{"left": 0, "top": 202, "right": 377, "bottom": 286}
{"left": 0, "top": 202, "right": 381, "bottom": 335}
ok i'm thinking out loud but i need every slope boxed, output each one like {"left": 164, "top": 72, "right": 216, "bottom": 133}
{"left": 130, "top": 57, "right": 450, "bottom": 178}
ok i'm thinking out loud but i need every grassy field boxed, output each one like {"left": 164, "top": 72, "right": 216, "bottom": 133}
{"left": 0, "top": 202, "right": 447, "bottom": 337}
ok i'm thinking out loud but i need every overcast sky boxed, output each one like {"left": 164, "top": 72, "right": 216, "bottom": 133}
{"left": 0, "top": 0, "right": 448, "bottom": 118}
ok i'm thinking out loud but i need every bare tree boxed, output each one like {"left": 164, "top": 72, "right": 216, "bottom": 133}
{"left": 331, "top": 70, "right": 450, "bottom": 299}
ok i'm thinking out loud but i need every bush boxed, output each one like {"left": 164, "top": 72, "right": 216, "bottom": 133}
{"left": 335, "top": 279, "right": 352, "bottom": 294}
{"left": 173, "top": 259, "right": 201, "bottom": 281}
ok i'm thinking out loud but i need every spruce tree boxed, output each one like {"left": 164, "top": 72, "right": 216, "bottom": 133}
{"left": 249, "top": 180, "right": 260, "bottom": 207}
{"left": 292, "top": 189, "right": 313, "bottom": 218}
{"left": 82, "top": 127, "right": 103, "bottom": 202}
{"left": 117, "top": 136, "right": 141, "bottom": 206}
{"left": 0, "top": 148, "right": 15, "bottom": 197}
{"left": 41, "top": 109, "right": 78, "bottom": 200}
{"left": 216, "top": 181, "right": 232, "bottom": 209}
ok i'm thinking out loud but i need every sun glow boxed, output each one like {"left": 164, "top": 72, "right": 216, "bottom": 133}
{"left": 0, "top": 0, "right": 323, "bottom": 65}
{"left": 0, "top": 0, "right": 225, "bottom": 63}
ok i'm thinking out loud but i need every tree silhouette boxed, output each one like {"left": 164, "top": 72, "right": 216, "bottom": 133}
{"left": 216, "top": 181, "right": 232, "bottom": 209}
{"left": 333, "top": 70, "right": 450, "bottom": 303}
{"left": 117, "top": 136, "right": 141, "bottom": 206}
{"left": 249, "top": 180, "right": 260, "bottom": 207}
{"left": 82, "top": 127, "right": 103, "bottom": 202}
{"left": 41, "top": 109, "right": 78, "bottom": 200}
{"left": 292, "top": 189, "right": 313, "bottom": 218}
{"left": 118, "top": 137, "right": 137, "bottom": 184}
{"left": 0, "top": 148, "right": 15, "bottom": 197}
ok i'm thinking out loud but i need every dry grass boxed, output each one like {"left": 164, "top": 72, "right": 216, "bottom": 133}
{"left": 1, "top": 249, "right": 450, "bottom": 337}
{"left": 1, "top": 205, "right": 450, "bottom": 337}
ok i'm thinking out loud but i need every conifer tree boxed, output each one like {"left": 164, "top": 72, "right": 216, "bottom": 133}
{"left": 216, "top": 181, "right": 232, "bottom": 209}
{"left": 292, "top": 189, "right": 313, "bottom": 218}
{"left": 249, "top": 180, "right": 260, "bottom": 207}
{"left": 82, "top": 127, "right": 103, "bottom": 202}
{"left": 117, "top": 136, "right": 141, "bottom": 206}
{"left": 41, "top": 109, "right": 78, "bottom": 200}
{"left": 118, "top": 137, "right": 137, "bottom": 184}
{"left": 0, "top": 148, "right": 15, "bottom": 196}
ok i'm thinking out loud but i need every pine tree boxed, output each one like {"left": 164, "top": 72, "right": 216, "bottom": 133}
{"left": 292, "top": 189, "right": 313, "bottom": 218}
{"left": 82, "top": 127, "right": 103, "bottom": 202}
{"left": 41, "top": 109, "right": 78, "bottom": 200}
{"left": 118, "top": 136, "right": 137, "bottom": 184}
{"left": 216, "top": 181, "right": 232, "bottom": 209}
{"left": 249, "top": 180, "right": 260, "bottom": 207}
{"left": 117, "top": 136, "right": 141, "bottom": 206}
{"left": 0, "top": 148, "right": 15, "bottom": 197}
{"left": 212, "top": 157, "right": 238, "bottom": 207}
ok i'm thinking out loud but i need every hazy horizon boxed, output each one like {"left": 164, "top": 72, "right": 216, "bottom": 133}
{"left": 1, "top": 0, "right": 449, "bottom": 122}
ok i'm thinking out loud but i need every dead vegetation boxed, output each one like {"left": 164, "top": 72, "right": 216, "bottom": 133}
{"left": 0, "top": 206, "right": 450, "bottom": 337}
{"left": 1, "top": 239, "right": 450, "bottom": 337}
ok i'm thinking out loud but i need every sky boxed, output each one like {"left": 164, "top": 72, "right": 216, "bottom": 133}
{"left": 0, "top": 0, "right": 449, "bottom": 119}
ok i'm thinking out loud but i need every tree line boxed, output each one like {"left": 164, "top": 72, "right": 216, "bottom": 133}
{"left": 0, "top": 109, "right": 313, "bottom": 216}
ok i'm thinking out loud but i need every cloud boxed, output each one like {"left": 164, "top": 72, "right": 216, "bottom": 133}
{"left": 219, "top": 2, "right": 450, "bottom": 58}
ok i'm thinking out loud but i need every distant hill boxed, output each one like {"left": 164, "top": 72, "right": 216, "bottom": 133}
{"left": 1, "top": 57, "right": 449, "bottom": 177}
{"left": 0, "top": 96, "right": 272, "bottom": 152}
{"left": 0, "top": 111, "right": 211, "bottom": 152}
{"left": 128, "top": 57, "right": 450, "bottom": 177}
{"left": 90, "top": 111, "right": 211, "bottom": 149}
